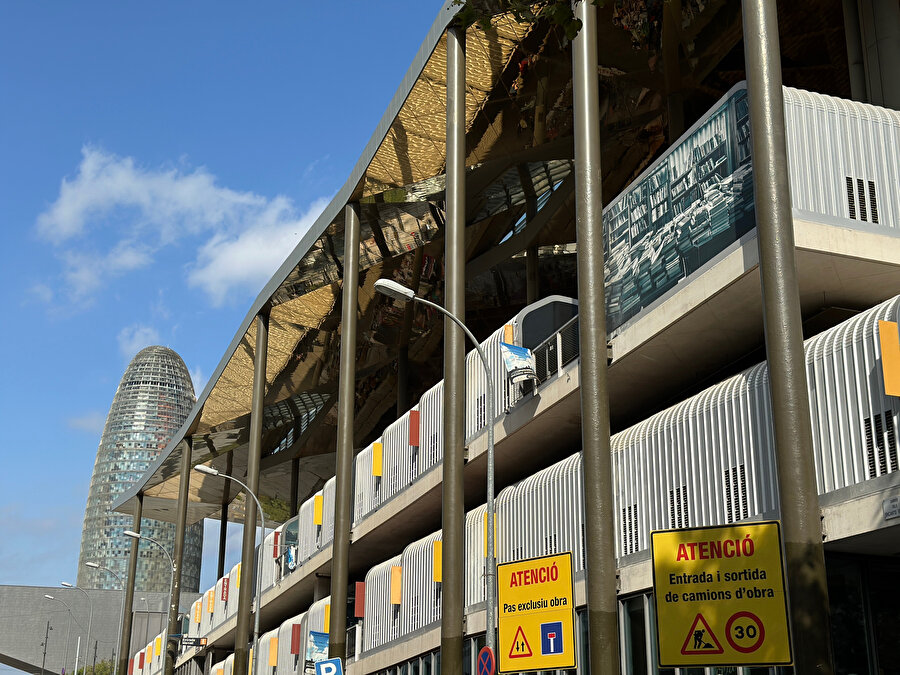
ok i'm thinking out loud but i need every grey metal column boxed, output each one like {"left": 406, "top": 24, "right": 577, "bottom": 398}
{"left": 441, "top": 23, "right": 466, "bottom": 675}
{"left": 118, "top": 494, "right": 142, "bottom": 675}
{"left": 165, "top": 440, "right": 193, "bottom": 675}
{"left": 328, "top": 202, "right": 361, "bottom": 660}
{"left": 573, "top": 2, "right": 619, "bottom": 674}
{"left": 289, "top": 457, "right": 300, "bottom": 518}
{"left": 742, "top": 2, "right": 834, "bottom": 673}
{"left": 218, "top": 453, "right": 234, "bottom": 579}
{"left": 233, "top": 309, "right": 270, "bottom": 675}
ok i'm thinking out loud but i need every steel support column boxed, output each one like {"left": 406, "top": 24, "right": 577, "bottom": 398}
{"left": 117, "top": 493, "right": 142, "bottom": 675}
{"left": 573, "top": 3, "right": 619, "bottom": 673}
{"left": 218, "top": 453, "right": 233, "bottom": 580}
{"left": 328, "top": 202, "right": 361, "bottom": 660}
{"left": 742, "top": 2, "right": 834, "bottom": 672}
{"left": 441, "top": 23, "right": 466, "bottom": 675}
{"left": 233, "top": 309, "right": 270, "bottom": 675}
{"left": 165, "top": 440, "right": 192, "bottom": 675}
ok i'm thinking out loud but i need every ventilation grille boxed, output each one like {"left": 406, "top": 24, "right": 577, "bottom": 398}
{"left": 669, "top": 485, "right": 690, "bottom": 529}
{"left": 724, "top": 465, "right": 749, "bottom": 523}
{"left": 544, "top": 532, "right": 558, "bottom": 555}
{"left": 621, "top": 504, "right": 639, "bottom": 555}
{"left": 846, "top": 176, "right": 879, "bottom": 224}
{"left": 865, "top": 411, "right": 898, "bottom": 478}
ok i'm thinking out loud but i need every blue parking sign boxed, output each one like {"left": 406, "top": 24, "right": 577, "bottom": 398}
{"left": 540, "top": 621, "right": 564, "bottom": 655}
{"left": 314, "top": 658, "right": 343, "bottom": 675}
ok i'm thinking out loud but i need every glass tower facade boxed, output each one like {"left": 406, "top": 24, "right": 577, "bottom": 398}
{"left": 77, "top": 346, "right": 203, "bottom": 593}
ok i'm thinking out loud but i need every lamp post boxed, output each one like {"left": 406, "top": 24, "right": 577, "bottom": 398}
{"left": 192, "top": 465, "right": 266, "bottom": 675}
{"left": 61, "top": 583, "right": 93, "bottom": 675}
{"left": 85, "top": 562, "right": 125, "bottom": 675}
{"left": 373, "top": 278, "right": 498, "bottom": 657}
{"left": 45, "top": 595, "right": 73, "bottom": 675}
{"left": 124, "top": 531, "right": 175, "bottom": 666}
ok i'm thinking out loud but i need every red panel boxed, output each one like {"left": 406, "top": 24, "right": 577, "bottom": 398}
{"left": 128, "top": 659, "right": 134, "bottom": 675}
{"left": 408, "top": 410, "right": 420, "bottom": 447}
{"left": 273, "top": 531, "right": 280, "bottom": 558}
{"left": 222, "top": 577, "right": 229, "bottom": 602}
{"left": 354, "top": 581, "right": 366, "bottom": 618}
{"left": 290, "top": 623, "right": 302, "bottom": 654}
{"left": 139, "top": 653, "right": 144, "bottom": 669}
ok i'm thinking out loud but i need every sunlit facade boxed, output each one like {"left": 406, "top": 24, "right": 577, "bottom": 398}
{"left": 77, "top": 346, "right": 203, "bottom": 592}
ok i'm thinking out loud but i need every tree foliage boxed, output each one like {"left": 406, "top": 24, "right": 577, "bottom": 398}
{"left": 77, "top": 659, "right": 114, "bottom": 675}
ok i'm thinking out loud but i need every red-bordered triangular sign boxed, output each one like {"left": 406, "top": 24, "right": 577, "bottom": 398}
{"left": 680, "top": 613, "right": 724, "bottom": 655}
{"left": 508, "top": 626, "right": 533, "bottom": 659}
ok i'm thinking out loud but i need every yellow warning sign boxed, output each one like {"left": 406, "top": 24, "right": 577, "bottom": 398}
{"left": 651, "top": 521, "right": 792, "bottom": 667}
{"left": 498, "top": 552, "right": 576, "bottom": 673}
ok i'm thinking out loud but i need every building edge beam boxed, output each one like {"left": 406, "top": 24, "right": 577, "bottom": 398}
{"left": 118, "top": 493, "right": 143, "bottom": 675}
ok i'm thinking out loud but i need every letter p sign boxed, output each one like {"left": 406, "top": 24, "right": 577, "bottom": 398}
{"left": 314, "top": 658, "right": 343, "bottom": 675}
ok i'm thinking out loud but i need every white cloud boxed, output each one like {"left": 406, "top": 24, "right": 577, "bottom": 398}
{"left": 118, "top": 324, "right": 161, "bottom": 359}
{"left": 36, "top": 146, "right": 327, "bottom": 307}
{"left": 190, "top": 366, "right": 208, "bottom": 396}
{"left": 188, "top": 196, "right": 329, "bottom": 306}
{"left": 67, "top": 412, "right": 106, "bottom": 434}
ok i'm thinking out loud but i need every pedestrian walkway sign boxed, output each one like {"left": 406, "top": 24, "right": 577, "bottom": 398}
{"left": 498, "top": 552, "right": 576, "bottom": 673}
{"left": 651, "top": 521, "right": 792, "bottom": 667}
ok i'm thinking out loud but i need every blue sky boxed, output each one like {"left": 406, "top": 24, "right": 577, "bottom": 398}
{"left": 0, "top": 0, "right": 444, "bottom": 605}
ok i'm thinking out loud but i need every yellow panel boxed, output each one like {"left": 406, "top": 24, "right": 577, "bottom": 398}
{"left": 147, "top": 645, "right": 153, "bottom": 661}
{"left": 268, "top": 637, "right": 279, "bottom": 666}
{"left": 879, "top": 321, "right": 900, "bottom": 396}
{"left": 313, "top": 494, "right": 323, "bottom": 526}
{"left": 154, "top": 637, "right": 161, "bottom": 655}
{"left": 432, "top": 540, "right": 442, "bottom": 583}
{"left": 498, "top": 552, "right": 576, "bottom": 673}
{"left": 193, "top": 601, "right": 201, "bottom": 624}
{"left": 207, "top": 589, "right": 215, "bottom": 613}
{"left": 236, "top": 562, "right": 241, "bottom": 589}
{"left": 503, "top": 324, "right": 514, "bottom": 344}
{"left": 372, "top": 442, "right": 383, "bottom": 477}
{"left": 390, "top": 565, "right": 403, "bottom": 605}
{"left": 324, "top": 603, "right": 331, "bottom": 633}
{"left": 651, "top": 522, "right": 792, "bottom": 668}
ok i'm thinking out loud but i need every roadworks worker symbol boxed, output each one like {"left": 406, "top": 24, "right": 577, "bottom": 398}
{"left": 508, "top": 626, "right": 533, "bottom": 658}
{"left": 680, "top": 614, "right": 724, "bottom": 655}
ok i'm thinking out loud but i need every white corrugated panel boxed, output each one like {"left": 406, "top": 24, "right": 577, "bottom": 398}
{"left": 321, "top": 477, "right": 336, "bottom": 548}
{"left": 464, "top": 505, "right": 487, "bottom": 607}
{"left": 188, "top": 598, "right": 202, "bottom": 639}
{"left": 260, "top": 526, "right": 283, "bottom": 591}
{"left": 210, "top": 657, "right": 228, "bottom": 675}
{"left": 784, "top": 87, "right": 900, "bottom": 230}
{"left": 464, "top": 326, "right": 508, "bottom": 442}
{"left": 149, "top": 633, "right": 164, "bottom": 675}
{"left": 806, "top": 295, "right": 900, "bottom": 490}
{"left": 353, "top": 440, "right": 381, "bottom": 526}
{"left": 417, "top": 382, "right": 443, "bottom": 476}
{"left": 399, "top": 532, "right": 442, "bottom": 636}
{"left": 213, "top": 574, "right": 229, "bottom": 629}
{"left": 297, "top": 492, "right": 319, "bottom": 563}
{"left": 224, "top": 653, "right": 234, "bottom": 675}
{"left": 257, "top": 628, "right": 279, "bottom": 675}
{"left": 300, "top": 597, "right": 330, "bottom": 665}
{"left": 362, "top": 555, "right": 402, "bottom": 652}
{"left": 276, "top": 516, "right": 300, "bottom": 583}
{"left": 199, "top": 587, "right": 216, "bottom": 636}
{"left": 225, "top": 562, "right": 241, "bottom": 621}
{"left": 276, "top": 611, "right": 306, "bottom": 675}
{"left": 382, "top": 411, "right": 416, "bottom": 503}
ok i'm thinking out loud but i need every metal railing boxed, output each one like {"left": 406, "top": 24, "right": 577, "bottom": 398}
{"left": 532, "top": 315, "right": 580, "bottom": 386}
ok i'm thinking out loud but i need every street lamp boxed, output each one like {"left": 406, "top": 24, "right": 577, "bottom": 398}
{"left": 192, "top": 464, "right": 266, "bottom": 675}
{"left": 85, "top": 562, "right": 125, "bottom": 675}
{"left": 123, "top": 531, "right": 175, "bottom": 668}
{"left": 45, "top": 594, "right": 73, "bottom": 675}
{"left": 61, "top": 583, "right": 93, "bottom": 675}
{"left": 373, "top": 278, "right": 498, "bottom": 658}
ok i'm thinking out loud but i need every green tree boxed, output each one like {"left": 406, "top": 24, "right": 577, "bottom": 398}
{"left": 77, "top": 659, "right": 113, "bottom": 675}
